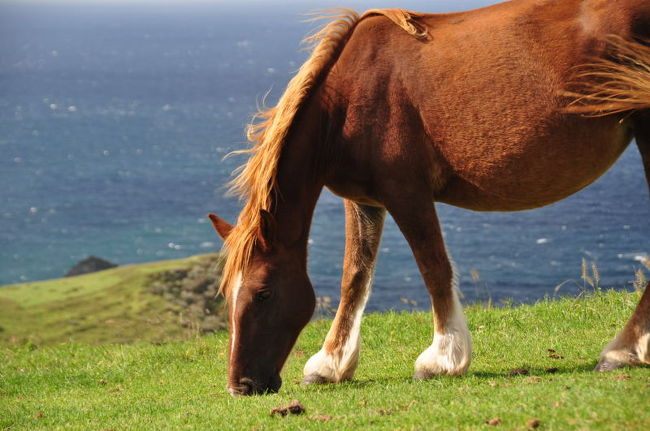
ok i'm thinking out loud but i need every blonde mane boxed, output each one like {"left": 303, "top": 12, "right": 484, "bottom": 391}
{"left": 220, "top": 9, "right": 427, "bottom": 296}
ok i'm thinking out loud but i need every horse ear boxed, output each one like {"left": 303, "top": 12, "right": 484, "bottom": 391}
{"left": 208, "top": 213, "right": 233, "bottom": 240}
{"left": 257, "top": 209, "right": 276, "bottom": 251}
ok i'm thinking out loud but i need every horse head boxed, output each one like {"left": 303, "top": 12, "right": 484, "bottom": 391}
{"left": 209, "top": 212, "right": 315, "bottom": 396}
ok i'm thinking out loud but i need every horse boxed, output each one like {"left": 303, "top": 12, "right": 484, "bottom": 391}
{"left": 208, "top": 0, "right": 650, "bottom": 396}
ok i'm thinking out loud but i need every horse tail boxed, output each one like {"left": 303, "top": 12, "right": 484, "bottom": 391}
{"left": 220, "top": 9, "right": 426, "bottom": 294}
{"left": 563, "top": 36, "right": 650, "bottom": 116}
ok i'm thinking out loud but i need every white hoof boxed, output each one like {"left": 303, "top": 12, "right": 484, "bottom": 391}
{"left": 414, "top": 296, "right": 472, "bottom": 379}
{"left": 302, "top": 348, "right": 357, "bottom": 384}
{"left": 303, "top": 281, "right": 370, "bottom": 384}
{"left": 414, "top": 330, "right": 472, "bottom": 379}
{"left": 595, "top": 332, "right": 649, "bottom": 371}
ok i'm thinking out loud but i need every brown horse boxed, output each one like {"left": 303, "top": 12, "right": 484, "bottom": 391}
{"left": 208, "top": 0, "right": 650, "bottom": 395}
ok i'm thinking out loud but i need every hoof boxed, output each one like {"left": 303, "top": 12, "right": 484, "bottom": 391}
{"left": 413, "top": 369, "right": 435, "bottom": 381}
{"left": 594, "top": 359, "right": 626, "bottom": 372}
{"left": 301, "top": 373, "right": 330, "bottom": 386}
{"left": 413, "top": 371, "right": 433, "bottom": 382}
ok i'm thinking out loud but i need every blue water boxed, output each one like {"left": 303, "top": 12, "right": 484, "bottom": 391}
{"left": 1, "top": 0, "right": 648, "bottom": 311}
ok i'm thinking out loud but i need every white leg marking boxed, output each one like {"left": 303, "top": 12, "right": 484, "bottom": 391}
{"left": 303, "top": 280, "right": 371, "bottom": 383}
{"left": 599, "top": 331, "right": 650, "bottom": 368}
{"left": 414, "top": 289, "right": 472, "bottom": 377}
{"left": 415, "top": 253, "right": 472, "bottom": 377}
{"left": 639, "top": 333, "right": 650, "bottom": 364}
{"left": 229, "top": 272, "right": 242, "bottom": 355}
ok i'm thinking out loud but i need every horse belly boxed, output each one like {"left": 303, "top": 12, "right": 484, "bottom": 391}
{"left": 435, "top": 120, "right": 632, "bottom": 211}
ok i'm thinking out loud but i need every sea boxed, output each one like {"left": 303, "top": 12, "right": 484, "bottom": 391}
{"left": 1, "top": 0, "right": 649, "bottom": 311}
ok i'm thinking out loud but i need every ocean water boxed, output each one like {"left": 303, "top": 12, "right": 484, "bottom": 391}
{"left": 1, "top": 0, "right": 648, "bottom": 311}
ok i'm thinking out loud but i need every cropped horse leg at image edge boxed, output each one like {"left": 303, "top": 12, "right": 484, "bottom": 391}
{"left": 596, "top": 113, "right": 650, "bottom": 371}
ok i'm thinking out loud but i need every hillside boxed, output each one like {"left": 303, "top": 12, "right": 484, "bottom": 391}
{"left": 1, "top": 290, "right": 648, "bottom": 430}
{"left": 0, "top": 254, "right": 226, "bottom": 346}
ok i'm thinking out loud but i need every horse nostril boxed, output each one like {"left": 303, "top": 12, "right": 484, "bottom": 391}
{"left": 238, "top": 377, "right": 255, "bottom": 395}
{"left": 229, "top": 376, "right": 281, "bottom": 396}
{"left": 227, "top": 378, "right": 255, "bottom": 396}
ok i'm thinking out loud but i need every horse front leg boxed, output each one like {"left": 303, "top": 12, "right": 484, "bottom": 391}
{"left": 385, "top": 196, "right": 471, "bottom": 378}
{"left": 596, "top": 113, "right": 650, "bottom": 371}
{"left": 303, "top": 201, "right": 386, "bottom": 384}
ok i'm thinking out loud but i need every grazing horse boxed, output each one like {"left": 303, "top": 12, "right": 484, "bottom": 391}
{"left": 208, "top": 0, "right": 650, "bottom": 395}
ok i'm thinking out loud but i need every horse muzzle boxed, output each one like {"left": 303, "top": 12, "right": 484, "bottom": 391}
{"left": 227, "top": 374, "right": 282, "bottom": 396}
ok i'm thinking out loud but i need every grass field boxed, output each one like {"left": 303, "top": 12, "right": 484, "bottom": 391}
{"left": 0, "top": 254, "right": 224, "bottom": 346}
{"left": 1, "top": 288, "right": 648, "bottom": 430}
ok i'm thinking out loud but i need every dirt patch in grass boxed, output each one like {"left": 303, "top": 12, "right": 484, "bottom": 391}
{"left": 507, "top": 368, "right": 529, "bottom": 376}
{"left": 527, "top": 418, "right": 541, "bottom": 428}
{"left": 270, "top": 400, "right": 306, "bottom": 416}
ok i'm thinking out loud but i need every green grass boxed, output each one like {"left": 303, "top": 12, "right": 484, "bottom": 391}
{"left": 0, "top": 254, "right": 222, "bottom": 346}
{"left": 1, "top": 289, "right": 648, "bottom": 430}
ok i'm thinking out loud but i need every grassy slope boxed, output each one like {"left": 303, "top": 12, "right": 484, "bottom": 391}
{"left": 0, "top": 254, "right": 222, "bottom": 346}
{"left": 2, "top": 290, "right": 649, "bottom": 430}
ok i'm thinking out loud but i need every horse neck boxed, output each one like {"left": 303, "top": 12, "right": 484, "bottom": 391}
{"left": 271, "top": 107, "right": 326, "bottom": 261}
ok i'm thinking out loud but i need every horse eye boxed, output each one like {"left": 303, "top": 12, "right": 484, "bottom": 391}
{"left": 255, "top": 289, "right": 272, "bottom": 302}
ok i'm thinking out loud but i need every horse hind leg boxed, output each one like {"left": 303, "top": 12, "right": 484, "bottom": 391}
{"left": 596, "top": 284, "right": 650, "bottom": 370}
{"left": 597, "top": 112, "right": 650, "bottom": 371}
{"left": 303, "top": 201, "right": 386, "bottom": 384}
{"left": 385, "top": 195, "right": 471, "bottom": 378}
